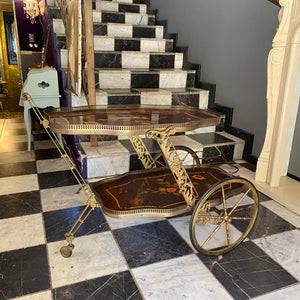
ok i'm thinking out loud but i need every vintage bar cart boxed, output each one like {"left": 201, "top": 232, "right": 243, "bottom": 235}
{"left": 23, "top": 92, "right": 259, "bottom": 258}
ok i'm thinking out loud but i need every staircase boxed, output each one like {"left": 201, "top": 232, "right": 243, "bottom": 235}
{"left": 46, "top": 0, "right": 245, "bottom": 179}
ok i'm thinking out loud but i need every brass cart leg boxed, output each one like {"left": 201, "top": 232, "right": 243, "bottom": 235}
{"left": 146, "top": 127, "right": 199, "bottom": 209}
{"left": 22, "top": 92, "right": 99, "bottom": 257}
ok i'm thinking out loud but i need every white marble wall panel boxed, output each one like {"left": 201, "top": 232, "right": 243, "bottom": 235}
{"left": 198, "top": 89, "right": 209, "bottom": 109}
{"left": 98, "top": 70, "right": 131, "bottom": 89}
{"left": 60, "top": 49, "right": 68, "bottom": 68}
{"left": 138, "top": 88, "right": 172, "bottom": 105}
{"left": 107, "top": 23, "right": 133, "bottom": 37}
{"left": 48, "top": 232, "right": 128, "bottom": 288}
{"left": 52, "top": 19, "right": 65, "bottom": 34}
{"left": 94, "top": 36, "right": 115, "bottom": 51}
{"left": 122, "top": 51, "right": 149, "bottom": 68}
{"left": 71, "top": 94, "right": 88, "bottom": 107}
{"left": 96, "top": 90, "right": 108, "bottom": 105}
{"left": 0, "top": 214, "right": 45, "bottom": 252}
{"left": 186, "top": 126, "right": 216, "bottom": 135}
{"left": 47, "top": 0, "right": 55, "bottom": 6}
{"left": 174, "top": 53, "right": 184, "bottom": 69}
{"left": 140, "top": 4, "right": 147, "bottom": 14}
{"left": 96, "top": 1, "right": 119, "bottom": 11}
{"left": 159, "top": 71, "right": 187, "bottom": 89}
{"left": 155, "top": 26, "right": 164, "bottom": 39}
{"left": 93, "top": 11, "right": 102, "bottom": 23}
{"left": 125, "top": 13, "right": 148, "bottom": 25}
{"left": 111, "top": 0, "right": 133, "bottom": 3}
{"left": 141, "top": 39, "right": 166, "bottom": 52}
{"left": 132, "top": 254, "right": 233, "bottom": 300}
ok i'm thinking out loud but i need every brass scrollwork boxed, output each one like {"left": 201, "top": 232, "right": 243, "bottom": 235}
{"left": 146, "top": 127, "right": 199, "bottom": 209}
{"left": 129, "top": 136, "right": 156, "bottom": 169}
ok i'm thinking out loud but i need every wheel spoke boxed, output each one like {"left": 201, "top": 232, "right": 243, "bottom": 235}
{"left": 226, "top": 222, "right": 230, "bottom": 245}
{"left": 201, "top": 220, "right": 225, "bottom": 248}
{"left": 228, "top": 188, "right": 251, "bottom": 216}
{"left": 221, "top": 186, "right": 228, "bottom": 215}
{"left": 230, "top": 216, "right": 252, "bottom": 220}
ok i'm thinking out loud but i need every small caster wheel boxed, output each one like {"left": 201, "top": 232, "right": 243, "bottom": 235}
{"left": 60, "top": 245, "right": 74, "bottom": 258}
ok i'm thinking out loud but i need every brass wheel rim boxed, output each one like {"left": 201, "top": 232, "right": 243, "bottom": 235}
{"left": 190, "top": 177, "right": 259, "bottom": 255}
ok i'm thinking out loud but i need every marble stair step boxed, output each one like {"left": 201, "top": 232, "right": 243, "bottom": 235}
{"left": 78, "top": 132, "right": 244, "bottom": 179}
{"left": 95, "top": 68, "right": 196, "bottom": 89}
{"left": 59, "top": 49, "right": 183, "bottom": 69}
{"left": 92, "top": 10, "right": 155, "bottom": 25}
{"left": 70, "top": 88, "right": 209, "bottom": 109}
{"left": 94, "top": 0, "right": 150, "bottom": 6}
{"left": 53, "top": 20, "right": 164, "bottom": 39}
{"left": 94, "top": 51, "right": 183, "bottom": 69}
{"left": 95, "top": 0, "right": 147, "bottom": 14}
{"left": 56, "top": 34, "right": 173, "bottom": 52}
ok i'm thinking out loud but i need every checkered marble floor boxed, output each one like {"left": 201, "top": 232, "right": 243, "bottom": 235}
{"left": 1, "top": 117, "right": 300, "bottom": 300}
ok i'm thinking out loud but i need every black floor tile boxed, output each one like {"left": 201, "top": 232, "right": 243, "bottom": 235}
{"left": 112, "top": 220, "right": 193, "bottom": 268}
{"left": 53, "top": 271, "right": 143, "bottom": 300}
{"left": 38, "top": 170, "right": 78, "bottom": 189}
{"left": 43, "top": 206, "right": 110, "bottom": 243}
{"left": 35, "top": 148, "right": 61, "bottom": 160}
{"left": 0, "top": 245, "right": 50, "bottom": 299}
{"left": 190, "top": 132, "right": 234, "bottom": 145}
{"left": 0, "top": 161, "right": 37, "bottom": 178}
{"left": 197, "top": 241, "right": 298, "bottom": 299}
{"left": 0, "top": 191, "right": 41, "bottom": 219}
{"left": 233, "top": 204, "right": 296, "bottom": 240}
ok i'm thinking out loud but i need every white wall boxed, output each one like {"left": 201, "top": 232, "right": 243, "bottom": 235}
{"left": 151, "top": 0, "right": 280, "bottom": 156}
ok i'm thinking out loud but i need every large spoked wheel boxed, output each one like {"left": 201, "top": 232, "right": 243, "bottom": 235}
{"left": 153, "top": 145, "right": 201, "bottom": 168}
{"left": 189, "top": 177, "right": 259, "bottom": 255}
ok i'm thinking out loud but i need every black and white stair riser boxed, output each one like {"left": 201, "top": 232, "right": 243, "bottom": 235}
{"left": 91, "top": 11, "right": 155, "bottom": 25}
{"left": 52, "top": 20, "right": 165, "bottom": 39}
{"left": 95, "top": 1, "right": 147, "bottom": 14}
{"left": 56, "top": 35, "right": 173, "bottom": 52}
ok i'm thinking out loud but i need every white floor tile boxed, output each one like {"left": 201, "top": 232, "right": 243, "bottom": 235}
{"left": 48, "top": 232, "right": 128, "bottom": 288}
{"left": 40, "top": 184, "right": 87, "bottom": 212}
{"left": 36, "top": 158, "right": 69, "bottom": 173}
{"left": 11, "top": 290, "right": 52, "bottom": 300}
{"left": 0, "top": 174, "right": 39, "bottom": 195}
{"left": 0, "top": 214, "right": 45, "bottom": 252}
{"left": 253, "top": 284, "right": 300, "bottom": 300}
{"left": 132, "top": 254, "right": 233, "bottom": 300}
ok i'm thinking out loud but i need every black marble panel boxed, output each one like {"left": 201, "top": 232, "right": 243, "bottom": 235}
{"left": 34, "top": 148, "right": 61, "bottom": 160}
{"left": 113, "top": 220, "right": 193, "bottom": 268}
{"left": 53, "top": 271, "right": 143, "bottom": 300}
{"left": 165, "top": 40, "right": 174, "bottom": 52}
{"left": 257, "top": 191, "right": 272, "bottom": 202}
{"left": 186, "top": 72, "right": 195, "bottom": 88}
{"left": 150, "top": 54, "right": 174, "bottom": 69}
{"left": 93, "top": 24, "right": 107, "bottom": 36}
{"left": 38, "top": 169, "right": 78, "bottom": 189}
{"left": 56, "top": 36, "right": 67, "bottom": 49}
{"left": 119, "top": 136, "right": 160, "bottom": 154}
{"left": 233, "top": 204, "right": 296, "bottom": 240}
{"left": 197, "top": 241, "right": 298, "bottom": 299}
{"left": 119, "top": 4, "right": 140, "bottom": 13}
{"left": 115, "top": 38, "right": 140, "bottom": 51}
{"left": 133, "top": 26, "right": 155, "bottom": 38}
{"left": 94, "top": 52, "right": 121, "bottom": 68}
{"left": 202, "top": 145, "right": 234, "bottom": 164}
{"left": 102, "top": 12, "right": 125, "bottom": 24}
{"left": 0, "top": 191, "right": 41, "bottom": 219}
{"left": 171, "top": 92, "right": 199, "bottom": 108}
{"left": 190, "top": 132, "right": 234, "bottom": 146}
{"left": 148, "top": 16, "right": 155, "bottom": 25}
{"left": 131, "top": 72, "right": 159, "bottom": 88}
{"left": 0, "top": 245, "right": 50, "bottom": 299}
{"left": 48, "top": 7, "right": 61, "bottom": 19}
{"left": 43, "top": 205, "right": 110, "bottom": 243}
{"left": 240, "top": 162, "right": 256, "bottom": 172}
{"left": 0, "top": 161, "right": 37, "bottom": 178}
{"left": 108, "top": 95, "right": 140, "bottom": 105}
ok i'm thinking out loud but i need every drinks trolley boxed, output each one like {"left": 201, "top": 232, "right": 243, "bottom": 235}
{"left": 23, "top": 92, "right": 259, "bottom": 258}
